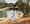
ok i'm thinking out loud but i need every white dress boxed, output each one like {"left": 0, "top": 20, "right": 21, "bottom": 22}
{"left": 12, "top": 11, "right": 16, "bottom": 21}
{"left": 6, "top": 10, "right": 16, "bottom": 21}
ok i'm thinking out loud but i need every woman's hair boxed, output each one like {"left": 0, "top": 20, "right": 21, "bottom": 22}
{"left": 8, "top": 8, "right": 16, "bottom": 11}
{"left": 8, "top": 8, "right": 13, "bottom": 10}
{"left": 13, "top": 8, "right": 15, "bottom": 11}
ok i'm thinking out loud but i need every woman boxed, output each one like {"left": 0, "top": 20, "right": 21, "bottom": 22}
{"left": 6, "top": 8, "right": 16, "bottom": 22}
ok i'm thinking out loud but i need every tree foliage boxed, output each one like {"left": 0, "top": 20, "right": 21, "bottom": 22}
{"left": 15, "top": 0, "right": 29, "bottom": 14}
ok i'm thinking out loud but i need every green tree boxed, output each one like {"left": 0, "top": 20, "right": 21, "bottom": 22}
{"left": 16, "top": 0, "right": 23, "bottom": 7}
{"left": 13, "top": 1, "right": 18, "bottom": 7}
{"left": 9, "top": 3, "right": 14, "bottom": 7}
{"left": 15, "top": 0, "right": 25, "bottom": 11}
{"left": 16, "top": 0, "right": 29, "bottom": 15}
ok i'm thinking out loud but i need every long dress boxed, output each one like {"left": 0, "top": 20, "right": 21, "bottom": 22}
{"left": 12, "top": 11, "right": 16, "bottom": 21}
{"left": 6, "top": 10, "right": 16, "bottom": 21}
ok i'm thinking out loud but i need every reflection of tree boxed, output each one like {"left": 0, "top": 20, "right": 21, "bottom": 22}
{"left": 0, "top": 10, "right": 7, "bottom": 18}
{"left": 0, "top": 11, "right": 3, "bottom": 18}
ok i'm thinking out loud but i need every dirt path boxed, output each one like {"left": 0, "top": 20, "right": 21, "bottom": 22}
{"left": 3, "top": 17, "right": 30, "bottom": 24}
{"left": 16, "top": 17, "right": 30, "bottom": 22}
{"left": 0, "top": 17, "right": 30, "bottom": 24}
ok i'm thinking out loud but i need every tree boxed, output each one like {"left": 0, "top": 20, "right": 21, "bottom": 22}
{"left": 9, "top": 3, "right": 14, "bottom": 7}
{"left": 15, "top": 0, "right": 29, "bottom": 15}
{"left": 13, "top": 1, "right": 18, "bottom": 7}
{"left": 16, "top": 0, "right": 23, "bottom": 7}
{"left": 15, "top": 0, "right": 24, "bottom": 11}
{"left": 0, "top": 2, "right": 5, "bottom": 8}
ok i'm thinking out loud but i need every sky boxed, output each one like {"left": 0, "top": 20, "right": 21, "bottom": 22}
{"left": 5, "top": 0, "right": 30, "bottom": 5}
{"left": 5, "top": 0, "right": 18, "bottom": 3}
{"left": 22, "top": 0, "right": 27, "bottom": 3}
